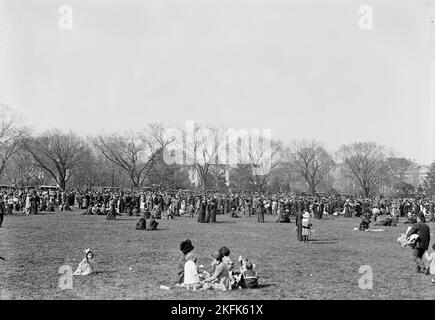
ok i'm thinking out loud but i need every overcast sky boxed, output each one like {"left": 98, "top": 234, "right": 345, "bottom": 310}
{"left": 0, "top": 0, "right": 434, "bottom": 164}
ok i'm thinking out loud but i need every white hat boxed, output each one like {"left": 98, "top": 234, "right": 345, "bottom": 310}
{"left": 303, "top": 212, "right": 310, "bottom": 218}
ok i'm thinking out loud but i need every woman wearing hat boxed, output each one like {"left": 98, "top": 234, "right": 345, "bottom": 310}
{"left": 256, "top": 198, "right": 264, "bottom": 223}
{"left": 174, "top": 239, "right": 194, "bottom": 284}
{"left": 203, "top": 251, "right": 231, "bottom": 291}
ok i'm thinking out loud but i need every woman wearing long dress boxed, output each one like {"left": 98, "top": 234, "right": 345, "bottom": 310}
{"left": 106, "top": 198, "right": 117, "bottom": 220}
{"left": 24, "top": 194, "right": 31, "bottom": 215}
{"left": 256, "top": 199, "right": 264, "bottom": 223}
{"left": 197, "top": 198, "right": 206, "bottom": 223}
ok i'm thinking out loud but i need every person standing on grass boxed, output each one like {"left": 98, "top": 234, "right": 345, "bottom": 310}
{"left": 295, "top": 210, "right": 303, "bottom": 241}
{"left": 256, "top": 198, "right": 264, "bottom": 223}
{"left": 407, "top": 212, "right": 430, "bottom": 274}
{"left": 197, "top": 197, "right": 206, "bottom": 223}
{"left": 106, "top": 197, "right": 117, "bottom": 220}
{"left": 0, "top": 197, "right": 5, "bottom": 227}
{"left": 210, "top": 199, "right": 217, "bottom": 223}
{"left": 301, "top": 212, "right": 312, "bottom": 243}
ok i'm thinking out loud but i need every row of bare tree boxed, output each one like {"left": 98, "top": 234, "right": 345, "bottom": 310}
{"left": 0, "top": 105, "right": 426, "bottom": 196}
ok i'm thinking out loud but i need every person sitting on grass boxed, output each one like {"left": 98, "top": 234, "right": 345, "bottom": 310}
{"left": 146, "top": 215, "right": 159, "bottom": 230}
{"left": 239, "top": 261, "right": 258, "bottom": 289}
{"left": 183, "top": 253, "right": 202, "bottom": 290}
{"left": 374, "top": 213, "right": 396, "bottom": 227}
{"left": 202, "top": 251, "right": 231, "bottom": 291}
{"left": 359, "top": 213, "right": 371, "bottom": 231}
{"left": 233, "top": 256, "right": 258, "bottom": 289}
{"left": 174, "top": 239, "right": 194, "bottom": 285}
{"left": 230, "top": 207, "right": 240, "bottom": 218}
{"left": 136, "top": 217, "right": 146, "bottom": 230}
{"left": 219, "top": 246, "right": 235, "bottom": 286}
{"left": 73, "top": 249, "right": 94, "bottom": 276}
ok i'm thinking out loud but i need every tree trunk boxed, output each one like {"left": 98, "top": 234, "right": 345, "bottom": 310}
{"left": 310, "top": 184, "right": 316, "bottom": 195}
{"left": 364, "top": 186, "right": 370, "bottom": 198}
{"left": 59, "top": 178, "right": 66, "bottom": 191}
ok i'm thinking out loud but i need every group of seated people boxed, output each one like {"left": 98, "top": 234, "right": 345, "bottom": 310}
{"left": 174, "top": 240, "right": 258, "bottom": 291}
{"left": 135, "top": 215, "right": 159, "bottom": 230}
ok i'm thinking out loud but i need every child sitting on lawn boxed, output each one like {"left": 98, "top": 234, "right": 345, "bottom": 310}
{"left": 183, "top": 253, "right": 202, "bottom": 290}
{"left": 219, "top": 246, "right": 235, "bottom": 286}
{"left": 234, "top": 256, "right": 258, "bottom": 289}
{"left": 73, "top": 249, "right": 94, "bottom": 276}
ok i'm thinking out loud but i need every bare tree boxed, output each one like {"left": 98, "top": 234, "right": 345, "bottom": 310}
{"left": 183, "top": 124, "right": 225, "bottom": 192}
{"left": 92, "top": 124, "right": 172, "bottom": 189}
{"left": 23, "top": 130, "right": 89, "bottom": 190}
{"left": 3, "top": 150, "right": 42, "bottom": 187}
{"left": 337, "top": 141, "right": 387, "bottom": 197}
{"left": 0, "top": 104, "right": 29, "bottom": 180}
{"left": 284, "top": 140, "right": 335, "bottom": 195}
{"left": 244, "top": 139, "right": 283, "bottom": 192}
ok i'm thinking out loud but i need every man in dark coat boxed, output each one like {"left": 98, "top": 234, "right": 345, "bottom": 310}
{"left": 209, "top": 200, "right": 217, "bottom": 223}
{"left": 295, "top": 211, "right": 303, "bottom": 241}
{"left": 256, "top": 199, "right": 264, "bottom": 223}
{"left": 0, "top": 197, "right": 5, "bottom": 227}
{"left": 197, "top": 198, "right": 206, "bottom": 223}
{"left": 407, "top": 212, "right": 430, "bottom": 273}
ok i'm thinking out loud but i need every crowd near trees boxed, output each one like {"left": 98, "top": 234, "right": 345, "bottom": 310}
{"left": 0, "top": 104, "right": 434, "bottom": 197}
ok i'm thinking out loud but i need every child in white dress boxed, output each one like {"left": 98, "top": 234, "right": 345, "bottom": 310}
{"left": 73, "top": 249, "right": 94, "bottom": 276}
{"left": 424, "top": 244, "right": 435, "bottom": 283}
{"left": 183, "top": 253, "right": 202, "bottom": 290}
{"left": 302, "top": 212, "right": 312, "bottom": 243}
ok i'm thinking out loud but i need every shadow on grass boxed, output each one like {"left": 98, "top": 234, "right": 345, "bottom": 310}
{"left": 308, "top": 239, "right": 339, "bottom": 245}
{"left": 91, "top": 270, "right": 118, "bottom": 275}
{"left": 310, "top": 241, "right": 339, "bottom": 245}
{"left": 134, "top": 228, "right": 169, "bottom": 231}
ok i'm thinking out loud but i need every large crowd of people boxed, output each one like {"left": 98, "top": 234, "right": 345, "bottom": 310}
{"left": 1, "top": 186, "right": 435, "bottom": 224}
{"left": 0, "top": 186, "right": 433, "bottom": 283}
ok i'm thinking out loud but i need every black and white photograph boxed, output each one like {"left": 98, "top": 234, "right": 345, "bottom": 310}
{"left": 0, "top": 0, "right": 434, "bottom": 306}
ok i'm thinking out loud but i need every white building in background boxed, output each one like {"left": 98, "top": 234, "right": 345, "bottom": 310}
{"left": 404, "top": 164, "right": 429, "bottom": 188}
{"left": 188, "top": 167, "right": 199, "bottom": 188}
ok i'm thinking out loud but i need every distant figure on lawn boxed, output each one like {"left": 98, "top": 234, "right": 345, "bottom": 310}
{"left": 0, "top": 197, "right": 5, "bottom": 227}
{"left": 135, "top": 216, "right": 159, "bottom": 230}
{"left": 106, "top": 199, "right": 117, "bottom": 220}
{"left": 295, "top": 211, "right": 303, "bottom": 241}
{"left": 301, "top": 212, "right": 312, "bottom": 243}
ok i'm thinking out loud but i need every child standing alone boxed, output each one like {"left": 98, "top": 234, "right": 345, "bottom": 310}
{"left": 301, "top": 212, "right": 312, "bottom": 243}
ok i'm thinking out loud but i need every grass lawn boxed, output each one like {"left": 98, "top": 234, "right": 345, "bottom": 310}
{"left": 0, "top": 211, "right": 434, "bottom": 300}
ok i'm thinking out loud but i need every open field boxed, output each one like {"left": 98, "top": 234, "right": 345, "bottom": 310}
{"left": 0, "top": 211, "right": 434, "bottom": 300}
